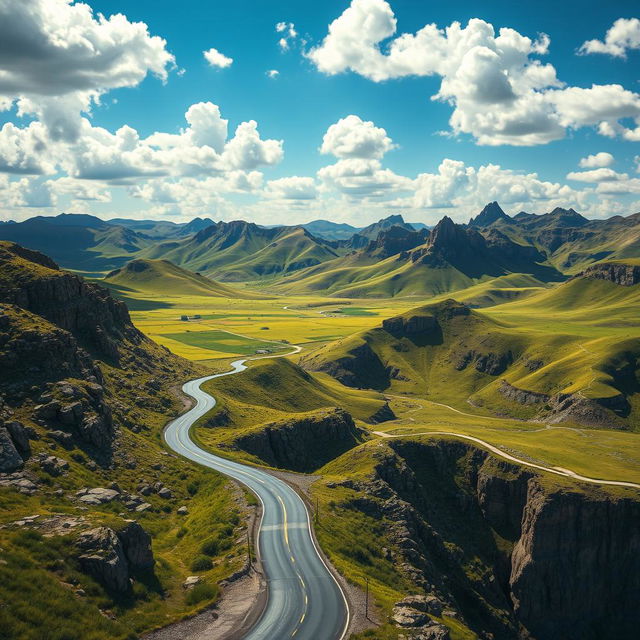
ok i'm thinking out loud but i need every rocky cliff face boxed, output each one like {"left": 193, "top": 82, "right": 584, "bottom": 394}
{"left": 579, "top": 261, "right": 640, "bottom": 286}
{"left": 365, "top": 226, "right": 428, "bottom": 258}
{"left": 234, "top": 408, "right": 364, "bottom": 472}
{"left": 0, "top": 242, "right": 142, "bottom": 362}
{"left": 510, "top": 482, "right": 640, "bottom": 640}
{"left": 332, "top": 439, "right": 640, "bottom": 639}
{"left": 307, "top": 340, "right": 391, "bottom": 390}
{"left": 499, "top": 380, "right": 628, "bottom": 429}
{"left": 0, "top": 242, "right": 197, "bottom": 464}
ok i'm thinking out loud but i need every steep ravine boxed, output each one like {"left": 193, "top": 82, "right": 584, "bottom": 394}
{"left": 326, "top": 438, "right": 640, "bottom": 640}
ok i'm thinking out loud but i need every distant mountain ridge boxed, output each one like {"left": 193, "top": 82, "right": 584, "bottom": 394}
{"left": 2, "top": 204, "right": 640, "bottom": 293}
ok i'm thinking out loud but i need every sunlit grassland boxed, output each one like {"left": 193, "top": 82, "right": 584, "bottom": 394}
{"left": 375, "top": 396, "right": 640, "bottom": 485}
{"left": 0, "top": 362, "right": 251, "bottom": 639}
{"left": 121, "top": 290, "right": 415, "bottom": 361}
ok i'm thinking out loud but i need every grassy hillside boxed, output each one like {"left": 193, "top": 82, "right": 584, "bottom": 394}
{"left": 272, "top": 217, "right": 562, "bottom": 299}
{"left": 0, "top": 243, "right": 252, "bottom": 638}
{"left": 193, "top": 358, "right": 390, "bottom": 466}
{"left": 142, "top": 222, "right": 341, "bottom": 281}
{"left": 103, "top": 258, "right": 243, "bottom": 297}
{"left": 486, "top": 209, "right": 640, "bottom": 274}
{"left": 303, "top": 276, "right": 640, "bottom": 430}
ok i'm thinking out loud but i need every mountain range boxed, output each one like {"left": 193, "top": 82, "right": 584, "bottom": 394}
{"left": 1, "top": 203, "right": 639, "bottom": 298}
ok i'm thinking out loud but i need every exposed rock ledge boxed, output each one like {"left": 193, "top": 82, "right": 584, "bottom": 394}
{"left": 233, "top": 408, "right": 365, "bottom": 472}
{"left": 499, "top": 380, "right": 627, "bottom": 429}
{"left": 75, "top": 520, "right": 154, "bottom": 593}
{"left": 579, "top": 262, "right": 640, "bottom": 286}
{"left": 335, "top": 438, "right": 640, "bottom": 640}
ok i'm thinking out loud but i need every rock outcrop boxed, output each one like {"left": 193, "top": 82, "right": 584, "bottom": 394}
{"left": 510, "top": 482, "right": 640, "bottom": 640}
{"left": 336, "top": 438, "right": 640, "bottom": 639}
{"left": 0, "top": 422, "right": 24, "bottom": 472}
{"left": 456, "top": 349, "right": 513, "bottom": 375}
{"left": 0, "top": 242, "right": 143, "bottom": 361}
{"left": 234, "top": 408, "right": 364, "bottom": 472}
{"left": 75, "top": 521, "right": 154, "bottom": 592}
{"left": 76, "top": 526, "right": 131, "bottom": 593}
{"left": 382, "top": 313, "right": 438, "bottom": 338}
{"left": 308, "top": 341, "right": 390, "bottom": 390}
{"left": 365, "top": 225, "right": 428, "bottom": 258}
{"left": 579, "top": 261, "right": 640, "bottom": 286}
{"left": 498, "top": 380, "right": 627, "bottom": 429}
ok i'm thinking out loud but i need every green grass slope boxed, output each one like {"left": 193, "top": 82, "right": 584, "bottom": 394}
{"left": 303, "top": 278, "right": 640, "bottom": 430}
{"left": 193, "top": 358, "right": 391, "bottom": 465}
{"left": 142, "top": 222, "right": 341, "bottom": 281}
{"left": 103, "top": 259, "right": 242, "bottom": 297}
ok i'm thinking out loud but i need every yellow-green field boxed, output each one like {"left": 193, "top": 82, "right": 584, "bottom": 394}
{"left": 110, "top": 277, "right": 640, "bottom": 485}
{"left": 126, "top": 293, "right": 415, "bottom": 361}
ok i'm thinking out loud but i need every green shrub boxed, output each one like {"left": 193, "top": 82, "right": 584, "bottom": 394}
{"left": 187, "top": 481, "right": 199, "bottom": 496}
{"left": 200, "top": 539, "right": 219, "bottom": 556}
{"left": 190, "top": 555, "right": 213, "bottom": 572}
{"left": 185, "top": 582, "right": 218, "bottom": 606}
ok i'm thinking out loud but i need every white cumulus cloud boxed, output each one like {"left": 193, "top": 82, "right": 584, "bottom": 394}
{"left": 0, "top": 0, "right": 175, "bottom": 141}
{"left": 307, "top": 0, "right": 640, "bottom": 145}
{"left": 567, "top": 168, "right": 625, "bottom": 183}
{"left": 579, "top": 152, "right": 614, "bottom": 168}
{"left": 203, "top": 47, "right": 233, "bottom": 68}
{"left": 320, "top": 114, "right": 395, "bottom": 159}
{"left": 265, "top": 176, "right": 318, "bottom": 200}
{"left": 579, "top": 18, "right": 640, "bottom": 58}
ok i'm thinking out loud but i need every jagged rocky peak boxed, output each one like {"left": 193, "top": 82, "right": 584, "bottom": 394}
{"left": 366, "top": 225, "right": 428, "bottom": 258}
{"left": 546, "top": 207, "right": 589, "bottom": 226}
{"left": 429, "top": 215, "right": 457, "bottom": 245}
{"left": 468, "top": 201, "right": 509, "bottom": 227}
{"left": 428, "top": 216, "right": 484, "bottom": 252}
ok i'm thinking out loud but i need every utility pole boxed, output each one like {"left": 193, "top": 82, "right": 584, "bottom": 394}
{"left": 365, "top": 576, "right": 369, "bottom": 620}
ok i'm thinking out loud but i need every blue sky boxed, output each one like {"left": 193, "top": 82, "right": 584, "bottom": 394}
{"left": 0, "top": 0, "right": 639, "bottom": 225}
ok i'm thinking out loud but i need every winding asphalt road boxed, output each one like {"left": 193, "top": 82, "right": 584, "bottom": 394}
{"left": 164, "top": 358, "right": 349, "bottom": 640}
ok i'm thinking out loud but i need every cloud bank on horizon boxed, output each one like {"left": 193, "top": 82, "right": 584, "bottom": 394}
{"left": 0, "top": 0, "right": 638, "bottom": 225}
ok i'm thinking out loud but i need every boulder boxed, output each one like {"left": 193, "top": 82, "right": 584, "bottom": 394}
{"left": 183, "top": 576, "right": 202, "bottom": 589}
{"left": 118, "top": 521, "right": 154, "bottom": 571}
{"left": 76, "top": 522, "right": 155, "bottom": 592}
{"left": 392, "top": 605, "right": 430, "bottom": 627}
{"left": 77, "top": 487, "right": 120, "bottom": 504}
{"left": 157, "top": 487, "right": 173, "bottom": 499}
{"left": 59, "top": 402, "right": 83, "bottom": 426}
{"left": 395, "top": 595, "right": 443, "bottom": 617}
{"left": 33, "top": 401, "right": 61, "bottom": 421}
{"left": 415, "top": 623, "right": 451, "bottom": 640}
{"left": 5, "top": 421, "right": 30, "bottom": 456}
{"left": 76, "top": 527, "right": 130, "bottom": 593}
{"left": 39, "top": 454, "right": 69, "bottom": 476}
{"left": 0, "top": 424, "right": 24, "bottom": 472}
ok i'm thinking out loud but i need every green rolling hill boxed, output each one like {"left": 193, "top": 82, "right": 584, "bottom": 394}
{"left": 302, "top": 267, "right": 640, "bottom": 430}
{"left": 103, "top": 258, "right": 251, "bottom": 297}
{"left": 274, "top": 216, "right": 563, "bottom": 298}
{"left": 141, "top": 220, "right": 342, "bottom": 281}
{"left": 474, "top": 206, "right": 640, "bottom": 274}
